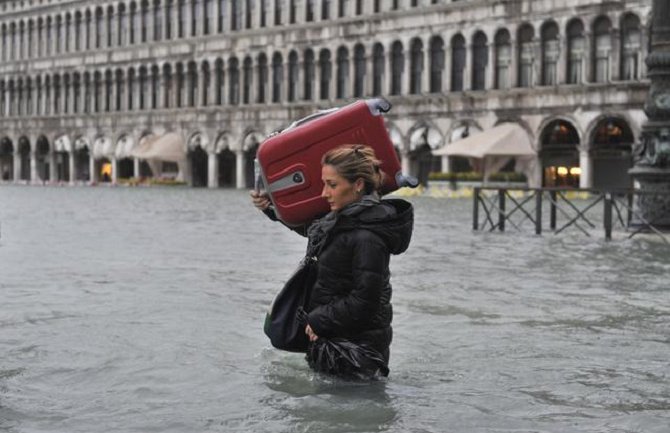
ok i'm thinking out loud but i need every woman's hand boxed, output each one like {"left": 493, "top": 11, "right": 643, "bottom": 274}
{"left": 305, "top": 324, "right": 319, "bottom": 342}
{"left": 250, "top": 190, "right": 271, "bottom": 211}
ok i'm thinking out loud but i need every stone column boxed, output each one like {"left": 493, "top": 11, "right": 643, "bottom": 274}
{"left": 13, "top": 152, "right": 20, "bottom": 182}
{"left": 403, "top": 46, "right": 411, "bottom": 95}
{"left": 89, "top": 155, "right": 97, "bottom": 183}
{"left": 610, "top": 27, "right": 621, "bottom": 82}
{"left": 207, "top": 151, "right": 218, "bottom": 187}
{"left": 443, "top": 41, "right": 451, "bottom": 92}
{"left": 578, "top": 147, "right": 592, "bottom": 189}
{"left": 111, "top": 157, "right": 118, "bottom": 184}
{"left": 556, "top": 34, "right": 567, "bottom": 85}
{"left": 485, "top": 42, "right": 495, "bottom": 90}
{"left": 401, "top": 151, "right": 411, "bottom": 180}
{"left": 49, "top": 151, "right": 57, "bottom": 182}
{"left": 30, "top": 149, "right": 38, "bottom": 183}
{"left": 133, "top": 158, "right": 140, "bottom": 178}
{"left": 463, "top": 42, "right": 472, "bottom": 90}
{"left": 441, "top": 155, "right": 450, "bottom": 173}
{"left": 69, "top": 151, "right": 76, "bottom": 184}
{"left": 583, "top": 31, "right": 593, "bottom": 83}
{"left": 235, "top": 149, "right": 245, "bottom": 188}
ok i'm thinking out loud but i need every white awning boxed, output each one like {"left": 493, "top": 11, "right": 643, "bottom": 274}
{"left": 130, "top": 132, "right": 186, "bottom": 162}
{"left": 432, "top": 123, "right": 535, "bottom": 158}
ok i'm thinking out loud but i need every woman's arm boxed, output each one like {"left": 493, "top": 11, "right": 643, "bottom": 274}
{"left": 250, "top": 190, "right": 310, "bottom": 236}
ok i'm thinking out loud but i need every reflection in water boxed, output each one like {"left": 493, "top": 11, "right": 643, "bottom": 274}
{"left": 262, "top": 354, "right": 396, "bottom": 433}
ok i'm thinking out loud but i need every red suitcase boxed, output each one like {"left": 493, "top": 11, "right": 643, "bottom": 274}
{"left": 255, "top": 98, "right": 416, "bottom": 226}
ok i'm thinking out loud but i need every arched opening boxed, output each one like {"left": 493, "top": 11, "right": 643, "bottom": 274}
{"left": 229, "top": 57, "right": 240, "bottom": 105}
{"left": 74, "top": 139, "right": 91, "bottom": 182}
{"left": 190, "top": 144, "right": 208, "bottom": 187}
{"left": 353, "top": 44, "right": 366, "bottom": 97}
{"left": 540, "top": 120, "right": 580, "bottom": 187}
{"left": 55, "top": 151, "right": 70, "bottom": 182}
{"left": 18, "top": 136, "right": 31, "bottom": 181}
{"left": 36, "top": 136, "right": 50, "bottom": 182}
{"left": 304, "top": 49, "right": 315, "bottom": 101}
{"left": 591, "top": 118, "right": 633, "bottom": 190}
{"left": 97, "top": 158, "right": 112, "bottom": 182}
{"left": 409, "top": 125, "right": 442, "bottom": 186}
{"left": 217, "top": 147, "right": 236, "bottom": 187}
{"left": 0, "top": 138, "right": 14, "bottom": 181}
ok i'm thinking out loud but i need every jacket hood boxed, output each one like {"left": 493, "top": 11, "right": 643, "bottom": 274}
{"left": 337, "top": 197, "right": 414, "bottom": 255}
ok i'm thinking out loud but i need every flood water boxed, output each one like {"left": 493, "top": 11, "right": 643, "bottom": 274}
{"left": 1, "top": 186, "right": 669, "bottom": 433}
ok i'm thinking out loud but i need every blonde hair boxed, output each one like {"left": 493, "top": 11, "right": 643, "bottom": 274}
{"left": 321, "top": 144, "right": 384, "bottom": 194}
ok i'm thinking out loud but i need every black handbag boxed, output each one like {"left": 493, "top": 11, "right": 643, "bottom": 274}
{"left": 263, "top": 258, "right": 316, "bottom": 352}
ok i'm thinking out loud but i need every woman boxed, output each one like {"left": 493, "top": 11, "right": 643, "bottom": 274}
{"left": 252, "top": 144, "right": 413, "bottom": 378}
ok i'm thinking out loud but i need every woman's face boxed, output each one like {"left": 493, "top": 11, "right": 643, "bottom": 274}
{"left": 321, "top": 164, "right": 362, "bottom": 212}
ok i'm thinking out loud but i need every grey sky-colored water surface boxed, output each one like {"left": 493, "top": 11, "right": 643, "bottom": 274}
{"left": 1, "top": 186, "right": 669, "bottom": 433}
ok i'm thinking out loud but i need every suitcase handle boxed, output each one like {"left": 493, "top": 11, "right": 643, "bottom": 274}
{"left": 284, "top": 107, "right": 340, "bottom": 131}
{"left": 283, "top": 98, "right": 392, "bottom": 132}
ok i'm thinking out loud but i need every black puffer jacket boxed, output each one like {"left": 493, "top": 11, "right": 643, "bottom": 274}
{"left": 304, "top": 198, "right": 413, "bottom": 360}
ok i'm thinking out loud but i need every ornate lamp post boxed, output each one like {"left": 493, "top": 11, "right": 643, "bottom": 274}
{"left": 630, "top": 0, "right": 670, "bottom": 227}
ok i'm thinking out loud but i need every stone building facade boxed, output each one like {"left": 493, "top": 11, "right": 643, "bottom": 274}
{"left": 0, "top": 0, "right": 652, "bottom": 189}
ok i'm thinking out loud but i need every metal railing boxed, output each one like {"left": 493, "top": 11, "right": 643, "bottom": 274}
{"left": 473, "top": 187, "right": 670, "bottom": 243}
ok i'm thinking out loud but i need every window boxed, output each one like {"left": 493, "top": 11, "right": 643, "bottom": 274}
{"left": 274, "top": 0, "right": 282, "bottom": 25}
{"left": 166, "top": 0, "right": 173, "bottom": 38}
{"left": 306, "top": 0, "right": 314, "bottom": 22}
{"left": 567, "top": 19, "right": 584, "bottom": 84}
{"left": 322, "top": 0, "right": 330, "bottom": 20}
{"left": 243, "top": 56, "right": 252, "bottom": 104}
{"left": 472, "top": 32, "right": 487, "bottom": 90}
{"left": 271, "top": 52, "right": 282, "bottom": 102}
{"left": 409, "top": 38, "right": 423, "bottom": 94}
{"left": 429, "top": 36, "right": 445, "bottom": 93}
{"left": 245, "top": 0, "right": 252, "bottom": 29}
{"left": 218, "top": 0, "right": 226, "bottom": 32}
{"left": 336, "top": 46, "right": 349, "bottom": 99}
{"left": 303, "top": 49, "right": 314, "bottom": 100}
{"left": 288, "top": 51, "right": 298, "bottom": 101}
{"left": 229, "top": 58, "right": 239, "bottom": 105}
{"left": 372, "top": 43, "right": 384, "bottom": 96}
{"left": 178, "top": 0, "right": 186, "bottom": 37}
{"left": 193, "top": 0, "right": 200, "bottom": 36}
{"left": 130, "top": 3, "right": 137, "bottom": 43}
{"left": 518, "top": 24, "right": 534, "bottom": 87}
{"left": 141, "top": 0, "right": 149, "bottom": 42}
{"left": 494, "top": 29, "right": 511, "bottom": 89}
{"left": 390, "top": 41, "right": 403, "bottom": 95}
{"left": 451, "top": 34, "right": 465, "bottom": 91}
{"left": 541, "top": 22, "right": 559, "bottom": 85}
{"left": 214, "top": 59, "right": 224, "bottom": 105}
{"left": 176, "top": 64, "right": 184, "bottom": 106}
{"left": 621, "top": 14, "right": 640, "bottom": 80}
{"left": 353, "top": 44, "right": 365, "bottom": 97}
{"left": 231, "top": 0, "right": 240, "bottom": 30}
{"left": 155, "top": 0, "right": 163, "bottom": 40}
{"left": 187, "top": 62, "right": 197, "bottom": 107}
{"left": 593, "top": 16, "right": 611, "bottom": 83}
{"left": 257, "top": 54, "right": 268, "bottom": 103}
{"left": 319, "top": 49, "right": 331, "bottom": 100}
